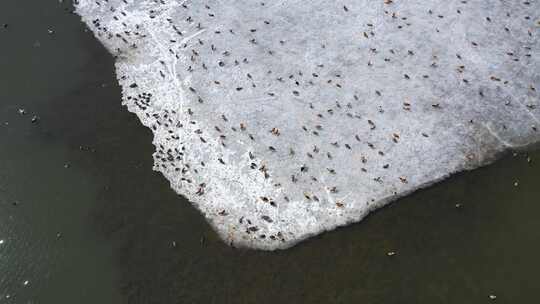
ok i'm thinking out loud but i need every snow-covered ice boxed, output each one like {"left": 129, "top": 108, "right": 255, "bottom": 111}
{"left": 74, "top": 0, "right": 539, "bottom": 250}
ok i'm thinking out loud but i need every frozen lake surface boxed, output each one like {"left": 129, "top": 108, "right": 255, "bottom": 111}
{"left": 75, "top": 0, "right": 539, "bottom": 249}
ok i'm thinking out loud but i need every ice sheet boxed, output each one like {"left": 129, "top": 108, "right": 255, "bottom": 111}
{"left": 74, "top": 0, "right": 539, "bottom": 249}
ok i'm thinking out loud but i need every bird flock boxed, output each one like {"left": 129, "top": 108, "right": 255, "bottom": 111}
{"left": 75, "top": 0, "right": 539, "bottom": 250}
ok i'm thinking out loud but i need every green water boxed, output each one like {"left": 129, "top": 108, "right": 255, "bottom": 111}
{"left": 1, "top": 1, "right": 539, "bottom": 303}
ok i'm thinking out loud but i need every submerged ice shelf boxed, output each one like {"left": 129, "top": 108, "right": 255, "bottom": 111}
{"left": 75, "top": 0, "right": 539, "bottom": 250}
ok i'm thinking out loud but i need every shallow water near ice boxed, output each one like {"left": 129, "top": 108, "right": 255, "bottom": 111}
{"left": 1, "top": 0, "right": 540, "bottom": 303}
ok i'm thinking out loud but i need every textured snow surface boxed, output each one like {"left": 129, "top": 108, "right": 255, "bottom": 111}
{"left": 75, "top": 0, "right": 540, "bottom": 250}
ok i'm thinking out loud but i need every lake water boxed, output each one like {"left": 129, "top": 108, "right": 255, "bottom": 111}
{"left": 1, "top": 1, "right": 539, "bottom": 303}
